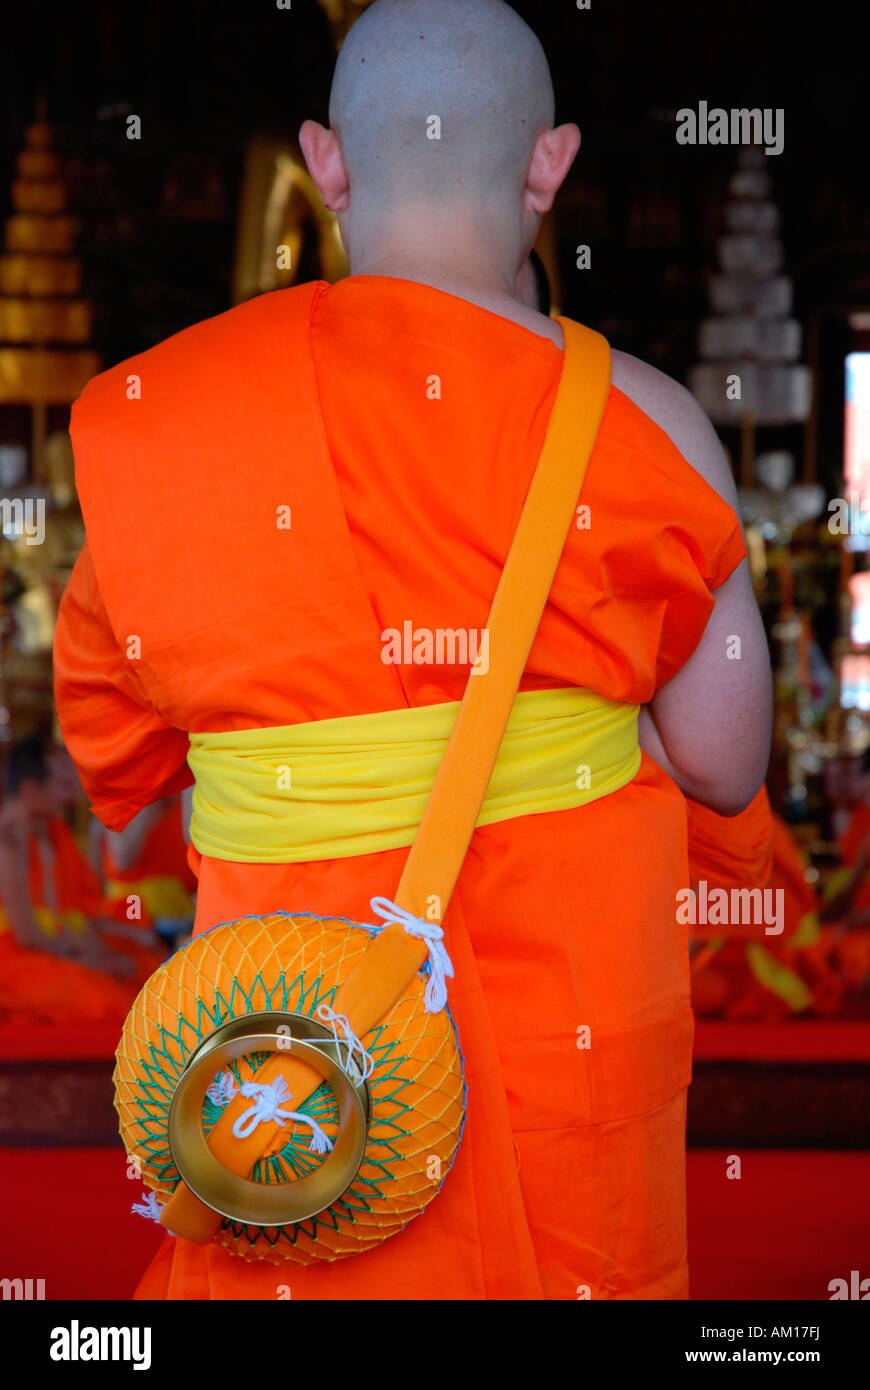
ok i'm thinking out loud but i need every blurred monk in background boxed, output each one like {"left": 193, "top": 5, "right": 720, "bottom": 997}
{"left": 54, "top": 0, "right": 771, "bottom": 1299}
{"left": 688, "top": 790, "right": 870, "bottom": 1019}
{"left": 90, "top": 795, "right": 196, "bottom": 931}
{"left": 0, "top": 734, "right": 139, "bottom": 1025}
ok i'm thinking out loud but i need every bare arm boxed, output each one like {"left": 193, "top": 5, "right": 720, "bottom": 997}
{"left": 613, "top": 350, "right": 773, "bottom": 815}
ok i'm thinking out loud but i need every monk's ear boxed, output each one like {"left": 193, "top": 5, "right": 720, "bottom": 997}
{"left": 299, "top": 120, "right": 351, "bottom": 213}
{"left": 524, "top": 123, "right": 581, "bottom": 215}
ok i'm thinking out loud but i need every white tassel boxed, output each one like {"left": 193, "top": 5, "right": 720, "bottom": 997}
{"left": 369, "top": 896, "right": 454, "bottom": 1012}
{"left": 206, "top": 1069, "right": 239, "bottom": 1107}
{"left": 131, "top": 1190, "right": 164, "bottom": 1225}
{"left": 316, "top": 1002, "right": 375, "bottom": 1081}
{"left": 231, "top": 1074, "right": 333, "bottom": 1154}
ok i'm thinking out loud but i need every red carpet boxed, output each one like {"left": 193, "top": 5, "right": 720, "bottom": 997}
{"left": 1, "top": 1142, "right": 867, "bottom": 1299}
{"left": 0, "top": 1146, "right": 163, "bottom": 1300}
{"left": 693, "top": 1019, "right": 870, "bottom": 1062}
{"left": 687, "top": 1149, "right": 870, "bottom": 1299}
{"left": 0, "top": 1021, "right": 123, "bottom": 1062}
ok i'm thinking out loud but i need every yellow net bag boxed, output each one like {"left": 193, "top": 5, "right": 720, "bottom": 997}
{"left": 115, "top": 911, "right": 465, "bottom": 1263}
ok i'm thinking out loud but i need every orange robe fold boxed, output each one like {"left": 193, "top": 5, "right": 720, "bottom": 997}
{"left": 54, "top": 276, "right": 746, "bottom": 1299}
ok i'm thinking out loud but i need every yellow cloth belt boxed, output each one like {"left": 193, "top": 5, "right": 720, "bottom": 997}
{"left": 746, "top": 943, "right": 812, "bottom": 1012}
{"left": 0, "top": 906, "right": 87, "bottom": 938}
{"left": 105, "top": 876, "right": 194, "bottom": 919}
{"left": 188, "top": 687, "right": 641, "bottom": 864}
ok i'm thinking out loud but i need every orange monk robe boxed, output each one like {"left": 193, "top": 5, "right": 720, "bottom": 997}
{"left": 825, "top": 805, "right": 870, "bottom": 991}
{"left": 54, "top": 277, "right": 746, "bottom": 1300}
{"left": 0, "top": 818, "right": 140, "bottom": 1025}
{"left": 763, "top": 816, "right": 856, "bottom": 1015}
{"left": 100, "top": 797, "right": 197, "bottom": 920}
{"left": 837, "top": 803, "right": 870, "bottom": 884}
{"left": 1, "top": 816, "right": 165, "bottom": 990}
{"left": 686, "top": 784, "right": 774, "bottom": 922}
{"left": 687, "top": 791, "right": 832, "bottom": 1018}
{"left": 838, "top": 803, "right": 870, "bottom": 935}
{"left": 0, "top": 933, "right": 135, "bottom": 1027}
{"left": 685, "top": 786, "right": 776, "bottom": 1017}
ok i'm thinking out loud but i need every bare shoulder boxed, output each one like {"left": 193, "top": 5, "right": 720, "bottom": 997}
{"left": 610, "top": 347, "right": 740, "bottom": 513}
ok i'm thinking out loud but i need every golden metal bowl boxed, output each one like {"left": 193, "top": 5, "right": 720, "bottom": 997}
{"left": 167, "top": 1010, "right": 369, "bottom": 1228}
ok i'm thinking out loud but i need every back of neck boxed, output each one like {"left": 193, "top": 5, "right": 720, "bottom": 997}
{"left": 348, "top": 256, "right": 563, "bottom": 348}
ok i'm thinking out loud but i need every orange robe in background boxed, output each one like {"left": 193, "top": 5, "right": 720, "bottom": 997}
{"left": 42, "top": 815, "right": 167, "bottom": 986}
{"left": 687, "top": 791, "right": 831, "bottom": 1018}
{"left": 686, "top": 786, "right": 775, "bottom": 1016}
{"left": 828, "top": 805, "right": 870, "bottom": 990}
{"left": 100, "top": 797, "right": 197, "bottom": 920}
{"left": 0, "top": 933, "right": 134, "bottom": 1027}
{"left": 0, "top": 817, "right": 142, "bottom": 1025}
{"left": 763, "top": 816, "right": 844, "bottom": 1015}
{"left": 54, "top": 277, "right": 745, "bottom": 1300}
{"left": 838, "top": 803, "right": 870, "bottom": 884}
{"left": 686, "top": 785, "right": 774, "bottom": 912}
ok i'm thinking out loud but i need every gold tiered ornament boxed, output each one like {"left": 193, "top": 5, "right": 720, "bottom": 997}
{"left": 0, "top": 117, "right": 99, "bottom": 409}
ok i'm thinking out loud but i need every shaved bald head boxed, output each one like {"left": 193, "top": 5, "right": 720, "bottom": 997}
{"left": 300, "top": 0, "right": 578, "bottom": 326}
{"left": 329, "top": 0, "right": 554, "bottom": 213}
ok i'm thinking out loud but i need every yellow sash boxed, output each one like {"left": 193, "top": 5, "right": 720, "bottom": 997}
{"left": 0, "top": 906, "right": 87, "bottom": 938}
{"left": 746, "top": 943, "right": 813, "bottom": 1012}
{"left": 188, "top": 686, "right": 641, "bottom": 864}
{"left": 105, "top": 876, "right": 194, "bottom": 919}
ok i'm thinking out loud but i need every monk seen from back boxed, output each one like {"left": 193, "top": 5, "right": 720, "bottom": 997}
{"left": 53, "top": 0, "right": 772, "bottom": 1299}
